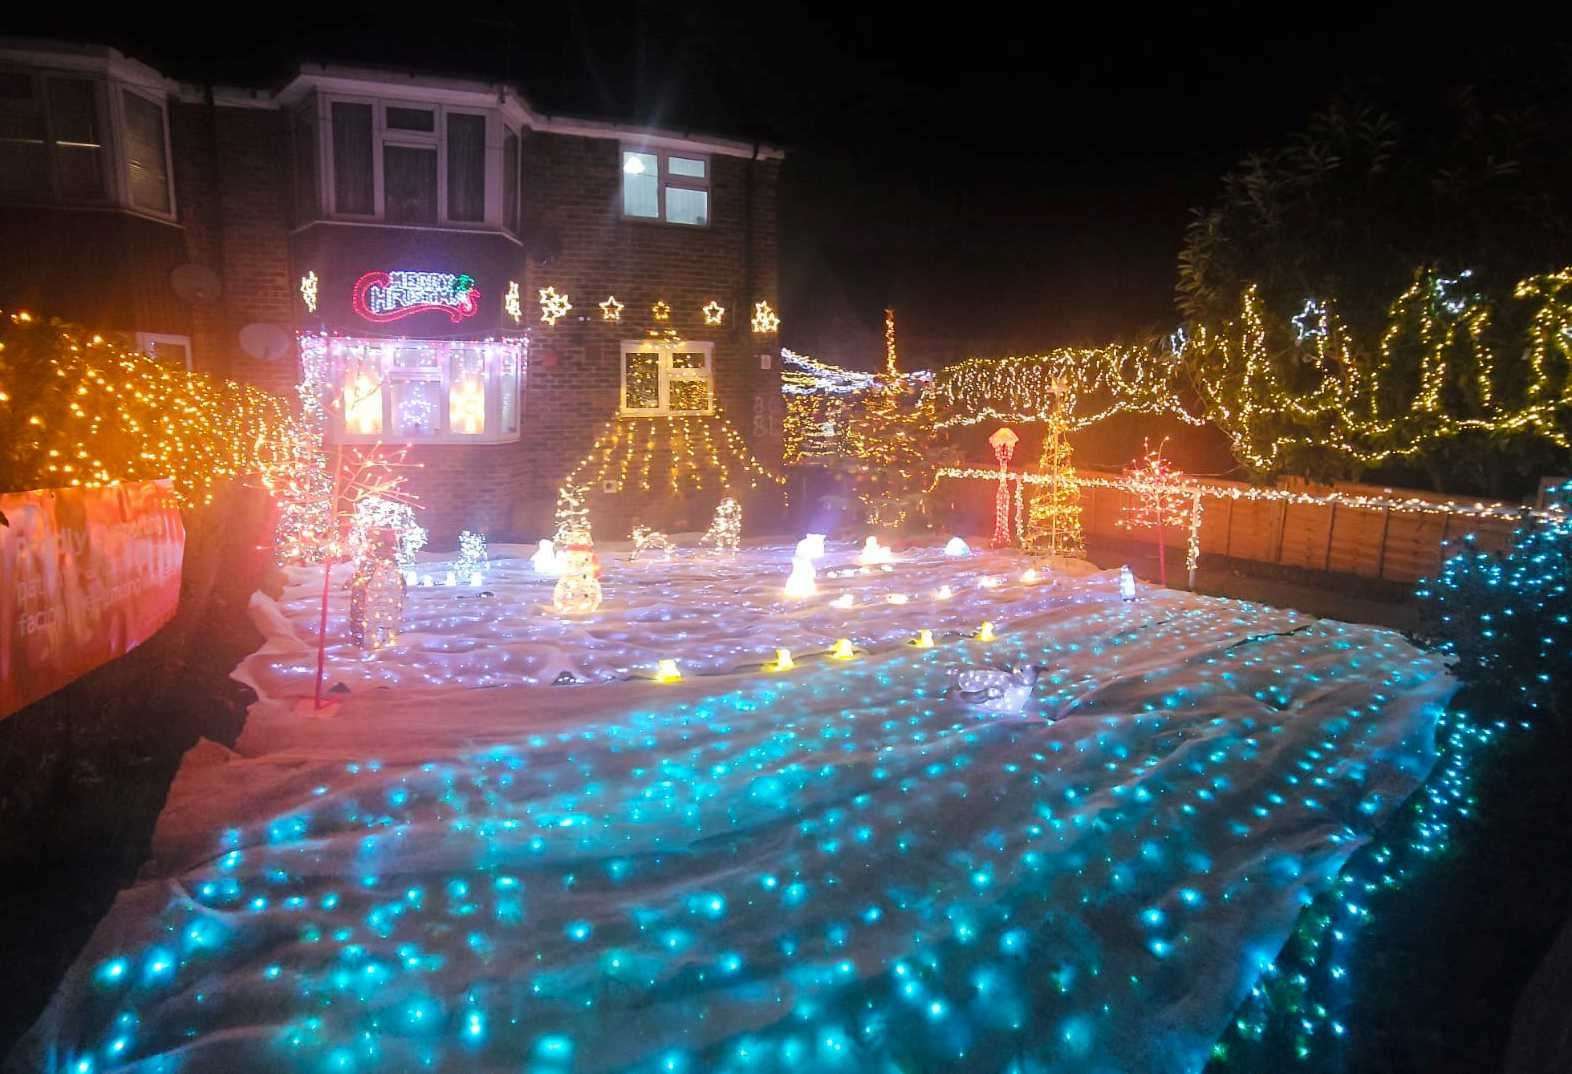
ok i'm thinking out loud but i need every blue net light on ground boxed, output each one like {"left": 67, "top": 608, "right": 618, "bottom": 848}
{"left": 9, "top": 544, "right": 1454, "bottom": 1074}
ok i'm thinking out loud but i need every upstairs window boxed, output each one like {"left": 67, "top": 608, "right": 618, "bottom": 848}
{"left": 622, "top": 148, "right": 709, "bottom": 226}
{"left": 620, "top": 341, "right": 714, "bottom": 416}
{"left": 0, "top": 67, "right": 174, "bottom": 218}
{"left": 0, "top": 71, "right": 110, "bottom": 206}
{"left": 318, "top": 97, "right": 509, "bottom": 230}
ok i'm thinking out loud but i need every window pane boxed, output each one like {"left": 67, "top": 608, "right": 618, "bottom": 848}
{"left": 502, "top": 128, "right": 519, "bottom": 233}
{"left": 669, "top": 379, "right": 711, "bottom": 412}
{"left": 331, "top": 101, "right": 373, "bottom": 214}
{"left": 623, "top": 352, "right": 660, "bottom": 410}
{"left": 446, "top": 112, "right": 485, "bottom": 222}
{"left": 148, "top": 339, "right": 190, "bottom": 368}
{"left": 48, "top": 79, "right": 104, "bottom": 201}
{"left": 671, "top": 352, "right": 706, "bottom": 370}
{"left": 384, "top": 144, "right": 436, "bottom": 224}
{"left": 498, "top": 350, "right": 519, "bottom": 432}
{"left": 392, "top": 378, "right": 442, "bottom": 438}
{"left": 668, "top": 156, "right": 705, "bottom": 179}
{"left": 622, "top": 151, "right": 658, "bottom": 218}
{"left": 343, "top": 367, "right": 384, "bottom": 435}
{"left": 292, "top": 101, "right": 317, "bottom": 223}
{"left": 122, "top": 90, "right": 169, "bottom": 212}
{"left": 0, "top": 73, "right": 49, "bottom": 201}
{"left": 665, "top": 185, "right": 707, "bottom": 225}
{"left": 386, "top": 106, "right": 434, "bottom": 132}
{"left": 448, "top": 350, "right": 487, "bottom": 435}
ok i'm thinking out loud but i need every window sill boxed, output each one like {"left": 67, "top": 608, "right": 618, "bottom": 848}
{"left": 331, "top": 433, "right": 521, "bottom": 447}
{"left": 0, "top": 200, "right": 181, "bottom": 227}
{"left": 292, "top": 218, "right": 523, "bottom": 244}
{"left": 620, "top": 214, "right": 711, "bottom": 230}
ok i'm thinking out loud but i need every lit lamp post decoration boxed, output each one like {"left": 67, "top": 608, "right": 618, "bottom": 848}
{"left": 988, "top": 426, "right": 1019, "bottom": 548}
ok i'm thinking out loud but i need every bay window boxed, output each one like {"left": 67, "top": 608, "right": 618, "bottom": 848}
{"left": 0, "top": 65, "right": 173, "bottom": 217}
{"left": 303, "top": 334, "right": 525, "bottom": 445}
{"left": 620, "top": 341, "right": 715, "bottom": 416}
{"left": 313, "top": 96, "right": 517, "bottom": 230}
{"left": 621, "top": 147, "right": 709, "bottom": 226}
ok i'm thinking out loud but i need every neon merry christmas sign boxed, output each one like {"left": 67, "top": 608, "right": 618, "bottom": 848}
{"left": 352, "top": 270, "right": 480, "bottom": 325}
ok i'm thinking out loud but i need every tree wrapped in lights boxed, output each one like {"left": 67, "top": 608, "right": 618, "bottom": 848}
{"left": 553, "top": 482, "right": 591, "bottom": 544}
{"left": 701, "top": 496, "right": 742, "bottom": 553}
{"left": 838, "top": 309, "right": 942, "bottom": 529}
{"left": 1117, "top": 440, "right": 1192, "bottom": 587}
{"left": 454, "top": 530, "right": 487, "bottom": 578}
{"left": 347, "top": 525, "right": 405, "bottom": 651}
{"left": 1022, "top": 387, "right": 1084, "bottom": 558}
{"left": 0, "top": 312, "right": 290, "bottom": 506}
{"left": 1417, "top": 511, "right": 1572, "bottom": 721}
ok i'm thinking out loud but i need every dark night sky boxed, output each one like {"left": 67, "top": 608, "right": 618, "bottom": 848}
{"left": 12, "top": 4, "right": 1572, "bottom": 367}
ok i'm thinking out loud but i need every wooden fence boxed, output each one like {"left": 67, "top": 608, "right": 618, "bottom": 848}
{"left": 930, "top": 467, "right": 1534, "bottom": 585}
{"left": 1078, "top": 470, "right": 1521, "bottom": 585}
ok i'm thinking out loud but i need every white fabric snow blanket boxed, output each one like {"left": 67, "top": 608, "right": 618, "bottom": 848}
{"left": 8, "top": 541, "right": 1452, "bottom": 1074}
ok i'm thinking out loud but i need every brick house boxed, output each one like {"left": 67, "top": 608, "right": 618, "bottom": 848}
{"left": 0, "top": 40, "right": 787, "bottom": 541}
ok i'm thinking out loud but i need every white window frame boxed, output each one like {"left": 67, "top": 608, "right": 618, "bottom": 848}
{"left": 323, "top": 336, "right": 523, "bottom": 446}
{"left": 317, "top": 94, "right": 508, "bottom": 230}
{"left": 113, "top": 83, "right": 175, "bottom": 219}
{"left": 0, "top": 66, "right": 176, "bottom": 222}
{"left": 620, "top": 146, "right": 710, "bottom": 227}
{"left": 136, "top": 332, "right": 191, "bottom": 369}
{"left": 619, "top": 340, "right": 715, "bottom": 416}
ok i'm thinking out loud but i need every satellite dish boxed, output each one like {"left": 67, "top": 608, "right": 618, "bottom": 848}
{"left": 239, "top": 322, "right": 292, "bottom": 362}
{"left": 170, "top": 263, "right": 222, "bottom": 305}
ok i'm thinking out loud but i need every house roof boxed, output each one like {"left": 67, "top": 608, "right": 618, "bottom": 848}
{"left": 0, "top": 40, "right": 785, "bottom": 161}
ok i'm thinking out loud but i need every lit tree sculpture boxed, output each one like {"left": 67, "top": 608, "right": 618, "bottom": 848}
{"left": 1118, "top": 439, "right": 1192, "bottom": 587}
{"left": 701, "top": 496, "right": 743, "bottom": 554}
{"left": 1023, "top": 382, "right": 1084, "bottom": 557}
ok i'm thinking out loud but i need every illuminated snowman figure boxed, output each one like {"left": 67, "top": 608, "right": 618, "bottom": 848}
{"left": 348, "top": 526, "right": 406, "bottom": 651}
{"left": 531, "top": 538, "right": 562, "bottom": 577}
{"left": 552, "top": 539, "right": 603, "bottom": 615}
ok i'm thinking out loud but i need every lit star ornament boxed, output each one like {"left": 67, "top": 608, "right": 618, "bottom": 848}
{"left": 504, "top": 281, "right": 522, "bottom": 325}
{"left": 702, "top": 300, "right": 726, "bottom": 326}
{"left": 651, "top": 301, "right": 672, "bottom": 322}
{"left": 538, "top": 287, "right": 572, "bottom": 326}
{"left": 751, "top": 300, "right": 780, "bottom": 334}
{"left": 599, "top": 296, "right": 624, "bottom": 322}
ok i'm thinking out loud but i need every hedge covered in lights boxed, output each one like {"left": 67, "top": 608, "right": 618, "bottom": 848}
{"left": 0, "top": 311, "right": 293, "bottom": 508}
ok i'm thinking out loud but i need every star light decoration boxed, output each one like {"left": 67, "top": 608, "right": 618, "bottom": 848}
{"left": 299, "top": 270, "right": 319, "bottom": 314}
{"left": 651, "top": 301, "right": 672, "bottom": 322}
{"left": 504, "top": 281, "right": 522, "bottom": 325}
{"left": 751, "top": 300, "right": 780, "bottom": 334}
{"left": 702, "top": 300, "right": 726, "bottom": 326}
{"left": 538, "top": 287, "right": 572, "bottom": 326}
{"left": 599, "top": 296, "right": 624, "bottom": 322}
{"left": 1290, "top": 298, "right": 1326, "bottom": 342}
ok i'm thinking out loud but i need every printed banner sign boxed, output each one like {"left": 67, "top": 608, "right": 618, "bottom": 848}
{"left": 1, "top": 480, "right": 185, "bottom": 719}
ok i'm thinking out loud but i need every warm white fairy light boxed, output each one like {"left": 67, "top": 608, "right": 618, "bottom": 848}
{"left": 300, "top": 270, "right": 319, "bottom": 313}
{"left": 599, "top": 296, "right": 624, "bottom": 322}
{"left": 538, "top": 287, "right": 572, "bottom": 326}
{"left": 702, "top": 301, "right": 725, "bottom": 326}
{"left": 751, "top": 300, "right": 780, "bottom": 334}
{"left": 504, "top": 281, "right": 522, "bottom": 325}
{"left": 651, "top": 301, "right": 671, "bottom": 322}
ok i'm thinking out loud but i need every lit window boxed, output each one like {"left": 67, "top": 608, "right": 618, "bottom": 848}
{"left": 621, "top": 148, "right": 708, "bottom": 226}
{"left": 315, "top": 336, "right": 526, "bottom": 445}
{"left": 620, "top": 341, "right": 714, "bottom": 416}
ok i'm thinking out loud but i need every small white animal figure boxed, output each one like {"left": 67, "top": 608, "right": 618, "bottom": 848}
{"left": 532, "top": 539, "right": 562, "bottom": 577}
{"left": 944, "top": 537, "right": 971, "bottom": 557}
{"left": 1120, "top": 565, "right": 1137, "bottom": 601}
{"left": 795, "top": 533, "right": 827, "bottom": 561}
{"left": 953, "top": 664, "right": 1038, "bottom": 715}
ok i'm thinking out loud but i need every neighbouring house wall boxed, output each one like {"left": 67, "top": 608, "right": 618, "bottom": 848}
{"left": 517, "top": 132, "right": 785, "bottom": 539}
